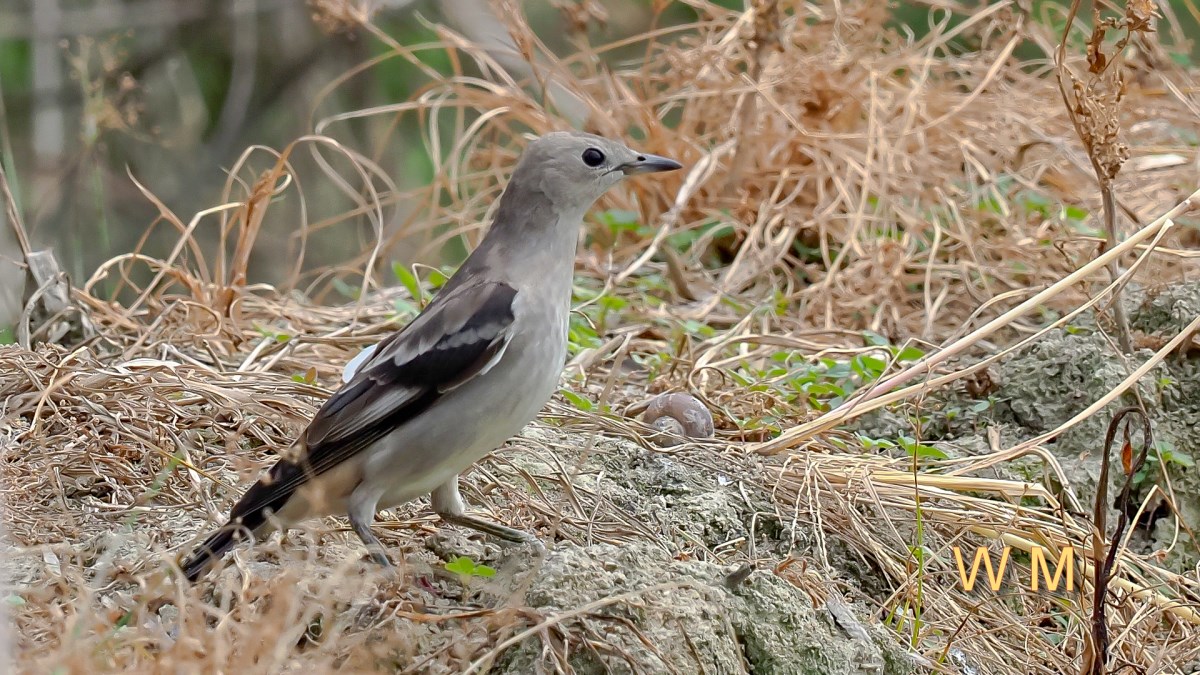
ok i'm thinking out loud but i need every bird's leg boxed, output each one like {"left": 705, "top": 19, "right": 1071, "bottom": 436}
{"left": 348, "top": 492, "right": 394, "bottom": 569}
{"left": 431, "top": 479, "right": 545, "bottom": 555}
{"left": 350, "top": 515, "right": 394, "bottom": 569}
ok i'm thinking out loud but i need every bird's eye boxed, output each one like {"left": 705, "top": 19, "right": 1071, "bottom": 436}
{"left": 582, "top": 148, "right": 605, "bottom": 167}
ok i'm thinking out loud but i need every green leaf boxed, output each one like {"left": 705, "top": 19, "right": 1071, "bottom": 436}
{"left": 1160, "top": 447, "right": 1195, "bottom": 468}
{"left": 896, "top": 346, "right": 924, "bottom": 361}
{"left": 445, "top": 555, "right": 495, "bottom": 579}
{"left": 856, "top": 434, "right": 895, "bottom": 451}
{"left": 567, "top": 318, "right": 601, "bottom": 352}
{"left": 428, "top": 268, "right": 450, "bottom": 288}
{"left": 807, "top": 382, "right": 846, "bottom": 397}
{"left": 728, "top": 370, "right": 753, "bottom": 387}
{"left": 824, "top": 362, "right": 852, "bottom": 379}
{"left": 444, "top": 556, "right": 476, "bottom": 576}
{"left": 561, "top": 390, "right": 593, "bottom": 412}
{"left": 1169, "top": 452, "right": 1195, "bottom": 468}
{"left": 851, "top": 355, "right": 888, "bottom": 379}
{"left": 393, "top": 262, "right": 422, "bottom": 301}
{"left": 0, "top": 326, "right": 13, "bottom": 344}
{"left": 1063, "top": 205, "right": 1089, "bottom": 223}
{"left": 898, "top": 436, "right": 948, "bottom": 459}
{"left": 599, "top": 295, "right": 628, "bottom": 311}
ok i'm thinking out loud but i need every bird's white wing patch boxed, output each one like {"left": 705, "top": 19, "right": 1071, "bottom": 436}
{"left": 342, "top": 342, "right": 379, "bottom": 383}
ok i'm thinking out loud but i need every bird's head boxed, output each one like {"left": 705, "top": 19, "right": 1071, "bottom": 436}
{"left": 513, "top": 131, "right": 682, "bottom": 212}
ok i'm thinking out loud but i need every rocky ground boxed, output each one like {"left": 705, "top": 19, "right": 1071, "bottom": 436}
{"left": 6, "top": 283, "right": 1200, "bottom": 673}
{"left": 857, "top": 281, "right": 1200, "bottom": 576}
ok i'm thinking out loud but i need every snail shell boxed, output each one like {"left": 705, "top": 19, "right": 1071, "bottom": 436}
{"left": 641, "top": 392, "right": 714, "bottom": 446}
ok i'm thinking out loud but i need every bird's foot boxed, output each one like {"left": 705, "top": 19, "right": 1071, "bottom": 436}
{"left": 438, "top": 512, "right": 547, "bottom": 557}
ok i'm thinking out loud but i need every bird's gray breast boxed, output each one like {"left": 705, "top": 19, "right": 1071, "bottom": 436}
{"left": 492, "top": 287, "right": 570, "bottom": 420}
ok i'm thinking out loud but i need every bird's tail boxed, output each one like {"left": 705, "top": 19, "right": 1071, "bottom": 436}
{"left": 178, "top": 446, "right": 308, "bottom": 582}
{"left": 178, "top": 524, "right": 243, "bottom": 583}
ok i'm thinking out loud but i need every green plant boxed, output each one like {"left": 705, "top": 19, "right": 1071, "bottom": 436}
{"left": 444, "top": 555, "right": 496, "bottom": 583}
{"left": 772, "top": 335, "right": 924, "bottom": 412}
{"left": 1132, "top": 439, "right": 1195, "bottom": 488}
{"left": 560, "top": 389, "right": 593, "bottom": 412}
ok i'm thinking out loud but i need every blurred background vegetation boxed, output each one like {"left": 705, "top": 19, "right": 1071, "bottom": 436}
{"left": 0, "top": 0, "right": 1197, "bottom": 316}
{"left": 0, "top": 1, "right": 715, "bottom": 289}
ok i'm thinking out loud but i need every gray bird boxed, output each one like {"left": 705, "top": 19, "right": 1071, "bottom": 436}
{"left": 179, "top": 131, "right": 682, "bottom": 581}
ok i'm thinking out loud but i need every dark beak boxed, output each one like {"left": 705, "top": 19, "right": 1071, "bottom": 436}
{"left": 620, "top": 152, "right": 683, "bottom": 175}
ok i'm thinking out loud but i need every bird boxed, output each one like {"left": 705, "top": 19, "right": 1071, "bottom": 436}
{"left": 178, "top": 131, "right": 683, "bottom": 581}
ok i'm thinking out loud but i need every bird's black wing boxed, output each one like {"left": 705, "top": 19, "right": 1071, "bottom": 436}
{"left": 227, "top": 279, "right": 518, "bottom": 525}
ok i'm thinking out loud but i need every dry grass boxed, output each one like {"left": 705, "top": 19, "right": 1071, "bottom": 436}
{"left": 4, "top": 0, "right": 1200, "bottom": 672}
